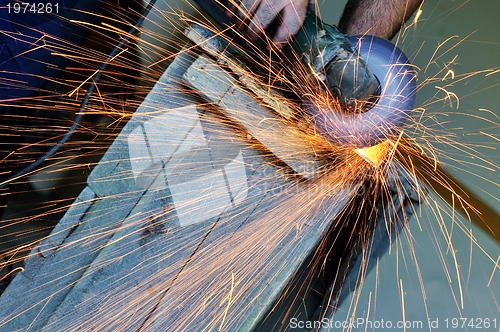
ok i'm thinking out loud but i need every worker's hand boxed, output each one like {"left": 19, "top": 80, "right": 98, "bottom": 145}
{"left": 229, "top": 0, "right": 314, "bottom": 47}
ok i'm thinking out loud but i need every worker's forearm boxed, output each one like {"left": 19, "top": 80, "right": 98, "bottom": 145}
{"left": 338, "top": 0, "right": 423, "bottom": 39}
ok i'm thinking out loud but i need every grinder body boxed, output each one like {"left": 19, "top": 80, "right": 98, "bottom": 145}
{"left": 291, "top": 11, "right": 380, "bottom": 107}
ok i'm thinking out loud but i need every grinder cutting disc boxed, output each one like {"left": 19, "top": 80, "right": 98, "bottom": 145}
{"left": 304, "top": 36, "right": 417, "bottom": 149}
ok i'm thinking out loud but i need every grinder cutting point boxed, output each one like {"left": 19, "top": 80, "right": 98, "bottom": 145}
{"left": 184, "top": 4, "right": 417, "bottom": 174}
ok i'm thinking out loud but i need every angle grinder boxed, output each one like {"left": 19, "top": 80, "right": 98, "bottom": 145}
{"left": 293, "top": 11, "right": 417, "bottom": 148}
{"left": 192, "top": 1, "right": 417, "bottom": 149}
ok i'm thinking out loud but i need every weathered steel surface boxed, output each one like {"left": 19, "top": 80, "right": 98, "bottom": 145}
{"left": 184, "top": 54, "right": 327, "bottom": 180}
{"left": 185, "top": 25, "right": 296, "bottom": 120}
{"left": 0, "top": 188, "right": 141, "bottom": 331}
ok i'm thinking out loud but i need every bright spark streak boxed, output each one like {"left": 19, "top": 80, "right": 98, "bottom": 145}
{"left": 68, "top": 48, "right": 129, "bottom": 97}
{"left": 442, "top": 69, "right": 455, "bottom": 80}
{"left": 399, "top": 279, "right": 407, "bottom": 332}
{"left": 219, "top": 273, "right": 235, "bottom": 331}
{"left": 487, "top": 255, "right": 500, "bottom": 287}
{"left": 413, "top": 9, "right": 423, "bottom": 25}
{"left": 435, "top": 86, "right": 460, "bottom": 108}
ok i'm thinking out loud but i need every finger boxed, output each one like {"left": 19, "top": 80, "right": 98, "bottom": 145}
{"left": 247, "top": 3, "right": 284, "bottom": 39}
{"left": 226, "top": 0, "right": 238, "bottom": 17}
{"left": 239, "top": 0, "right": 260, "bottom": 19}
{"left": 307, "top": 0, "right": 317, "bottom": 12}
{"left": 272, "top": 2, "right": 307, "bottom": 46}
